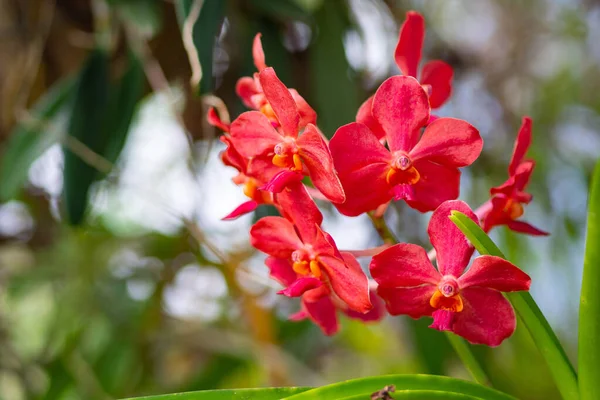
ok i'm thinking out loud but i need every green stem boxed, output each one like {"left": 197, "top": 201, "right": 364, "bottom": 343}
{"left": 445, "top": 332, "right": 490, "bottom": 386}
{"left": 578, "top": 160, "right": 600, "bottom": 400}
{"left": 450, "top": 211, "right": 579, "bottom": 400}
{"left": 367, "top": 214, "right": 490, "bottom": 386}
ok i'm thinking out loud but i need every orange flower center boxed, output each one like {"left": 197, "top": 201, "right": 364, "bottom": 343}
{"left": 242, "top": 178, "right": 271, "bottom": 203}
{"left": 429, "top": 277, "right": 463, "bottom": 313}
{"left": 386, "top": 153, "right": 420, "bottom": 186}
{"left": 291, "top": 248, "right": 322, "bottom": 279}
{"left": 272, "top": 139, "right": 302, "bottom": 171}
{"left": 260, "top": 102, "right": 277, "bottom": 121}
{"left": 504, "top": 198, "right": 524, "bottom": 220}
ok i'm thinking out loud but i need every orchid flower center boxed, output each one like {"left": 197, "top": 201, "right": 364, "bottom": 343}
{"left": 242, "top": 178, "right": 271, "bottom": 203}
{"left": 503, "top": 198, "right": 524, "bottom": 220}
{"left": 272, "top": 138, "right": 302, "bottom": 171}
{"left": 291, "top": 246, "right": 322, "bottom": 279}
{"left": 386, "top": 153, "right": 420, "bottom": 186}
{"left": 429, "top": 276, "right": 463, "bottom": 312}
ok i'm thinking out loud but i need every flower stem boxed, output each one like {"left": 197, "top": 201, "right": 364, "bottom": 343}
{"left": 367, "top": 213, "right": 491, "bottom": 386}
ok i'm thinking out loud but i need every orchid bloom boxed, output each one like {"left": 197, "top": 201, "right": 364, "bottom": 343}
{"left": 370, "top": 200, "right": 531, "bottom": 346}
{"left": 329, "top": 76, "right": 482, "bottom": 216}
{"left": 229, "top": 67, "right": 345, "bottom": 202}
{"left": 479, "top": 117, "right": 549, "bottom": 236}
{"left": 250, "top": 194, "right": 373, "bottom": 329}
{"left": 267, "top": 253, "right": 385, "bottom": 335}
{"left": 357, "top": 11, "right": 454, "bottom": 138}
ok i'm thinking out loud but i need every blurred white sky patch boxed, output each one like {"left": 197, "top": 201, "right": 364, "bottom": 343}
{"left": 0, "top": 201, "right": 34, "bottom": 239}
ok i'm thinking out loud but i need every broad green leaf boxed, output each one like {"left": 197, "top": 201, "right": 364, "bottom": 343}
{"left": 281, "top": 374, "right": 516, "bottom": 400}
{"left": 175, "top": 0, "right": 226, "bottom": 95}
{"left": 579, "top": 160, "right": 600, "bottom": 400}
{"left": 102, "top": 52, "right": 145, "bottom": 166}
{"left": 449, "top": 211, "right": 579, "bottom": 400}
{"left": 63, "top": 49, "right": 111, "bottom": 225}
{"left": 0, "top": 77, "right": 75, "bottom": 201}
{"left": 121, "top": 387, "right": 311, "bottom": 400}
{"left": 309, "top": 0, "right": 359, "bottom": 138}
{"left": 339, "top": 391, "right": 479, "bottom": 400}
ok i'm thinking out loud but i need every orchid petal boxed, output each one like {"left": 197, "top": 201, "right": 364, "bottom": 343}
{"left": 394, "top": 11, "right": 424, "bottom": 78}
{"left": 222, "top": 200, "right": 259, "bottom": 220}
{"left": 404, "top": 161, "right": 460, "bottom": 212}
{"left": 261, "top": 170, "right": 304, "bottom": 193}
{"left": 507, "top": 220, "right": 550, "bottom": 236}
{"left": 330, "top": 122, "right": 392, "bottom": 216}
{"left": 207, "top": 107, "right": 230, "bottom": 132}
{"left": 344, "top": 289, "right": 387, "bottom": 322}
{"left": 409, "top": 118, "right": 483, "bottom": 167}
{"left": 252, "top": 33, "right": 267, "bottom": 71}
{"left": 319, "top": 254, "right": 372, "bottom": 314}
{"left": 229, "top": 111, "right": 282, "bottom": 158}
{"left": 250, "top": 216, "right": 302, "bottom": 258}
{"left": 219, "top": 135, "right": 247, "bottom": 173}
{"left": 276, "top": 181, "right": 323, "bottom": 243}
{"left": 491, "top": 161, "right": 535, "bottom": 196}
{"left": 279, "top": 277, "right": 322, "bottom": 297}
{"left": 266, "top": 256, "right": 296, "bottom": 287}
{"left": 302, "top": 294, "right": 339, "bottom": 336}
{"left": 370, "top": 243, "right": 440, "bottom": 287}
{"left": 235, "top": 76, "right": 260, "bottom": 109}
{"left": 420, "top": 60, "right": 453, "bottom": 109}
{"left": 451, "top": 287, "right": 517, "bottom": 346}
{"left": 372, "top": 76, "right": 430, "bottom": 152}
{"left": 377, "top": 285, "right": 436, "bottom": 318}
{"left": 356, "top": 96, "right": 386, "bottom": 139}
{"left": 290, "top": 89, "right": 317, "bottom": 127}
{"left": 258, "top": 67, "right": 300, "bottom": 137}
{"left": 298, "top": 124, "right": 345, "bottom": 203}
{"left": 428, "top": 200, "right": 477, "bottom": 277}
{"left": 459, "top": 255, "right": 531, "bottom": 291}
{"left": 509, "top": 117, "right": 532, "bottom": 176}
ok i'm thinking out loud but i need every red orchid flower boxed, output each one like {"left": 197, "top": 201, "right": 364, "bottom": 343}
{"left": 250, "top": 196, "right": 372, "bottom": 321}
{"left": 267, "top": 254, "right": 385, "bottom": 335}
{"left": 329, "top": 76, "right": 482, "bottom": 216}
{"left": 220, "top": 135, "right": 283, "bottom": 220}
{"left": 479, "top": 117, "right": 549, "bottom": 236}
{"left": 370, "top": 200, "right": 531, "bottom": 346}
{"left": 357, "top": 11, "right": 453, "bottom": 139}
{"left": 229, "top": 67, "right": 345, "bottom": 203}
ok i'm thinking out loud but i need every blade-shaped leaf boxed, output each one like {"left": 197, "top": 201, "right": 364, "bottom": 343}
{"left": 121, "top": 387, "right": 311, "bottom": 400}
{"left": 63, "top": 49, "right": 111, "bottom": 225}
{"left": 281, "top": 374, "right": 515, "bottom": 400}
{"left": 449, "top": 211, "right": 579, "bottom": 400}
{"left": 339, "top": 391, "right": 479, "bottom": 400}
{"left": 176, "top": 0, "right": 226, "bottom": 95}
{"left": 0, "top": 77, "right": 75, "bottom": 201}
{"left": 579, "top": 159, "right": 600, "bottom": 400}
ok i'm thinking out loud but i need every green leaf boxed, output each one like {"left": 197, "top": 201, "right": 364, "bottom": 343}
{"left": 175, "top": 0, "right": 226, "bottom": 95}
{"left": 0, "top": 77, "right": 75, "bottom": 201}
{"left": 579, "top": 159, "right": 600, "bottom": 400}
{"left": 121, "top": 387, "right": 311, "bottom": 400}
{"left": 110, "top": 0, "right": 163, "bottom": 38}
{"left": 63, "top": 49, "right": 111, "bottom": 225}
{"left": 339, "top": 391, "right": 480, "bottom": 400}
{"left": 309, "top": 0, "right": 359, "bottom": 138}
{"left": 281, "top": 374, "right": 516, "bottom": 400}
{"left": 449, "top": 211, "right": 579, "bottom": 400}
{"left": 102, "top": 52, "right": 145, "bottom": 166}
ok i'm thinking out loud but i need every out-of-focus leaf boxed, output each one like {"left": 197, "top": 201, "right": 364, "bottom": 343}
{"left": 0, "top": 77, "right": 75, "bottom": 201}
{"left": 176, "top": 0, "right": 226, "bottom": 95}
{"left": 63, "top": 49, "right": 111, "bottom": 225}
{"left": 281, "top": 374, "right": 516, "bottom": 400}
{"left": 103, "top": 52, "right": 145, "bottom": 166}
{"left": 309, "top": 1, "right": 358, "bottom": 138}
{"left": 251, "top": 0, "right": 312, "bottom": 22}
{"left": 110, "top": 0, "right": 163, "bottom": 38}
{"left": 41, "top": 357, "right": 74, "bottom": 400}
{"left": 121, "top": 387, "right": 311, "bottom": 400}
{"left": 339, "top": 392, "right": 479, "bottom": 400}
{"left": 579, "top": 160, "right": 600, "bottom": 400}
{"left": 449, "top": 211, "right": 579, "bottom": 400}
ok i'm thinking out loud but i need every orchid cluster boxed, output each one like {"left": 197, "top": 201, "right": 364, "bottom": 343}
{"left": 209, "top": 11, "right": 547, "bottom": 347}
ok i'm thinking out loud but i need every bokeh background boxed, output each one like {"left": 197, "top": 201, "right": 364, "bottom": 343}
{"left": 1, "top": 0, "right": 599, "bottom": 399}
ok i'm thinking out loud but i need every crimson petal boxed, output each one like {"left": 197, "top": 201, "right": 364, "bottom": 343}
{"left": 344, "top": 289, "right": 386, "bottom": 322}
{"left": 235, "top": 76, "right": 260, "bottom": 109}
{"left": 459, "top": 255, "right": 531, "bottom": 291}
{"left": 279, "top": 277, "right": 322, "bottom": 297}
{"left": 276, "top": 181, "right": 323, "bottom": 244}
{"left": 372, "top": 76, "right": 430, "bottom": 152}
{"left": 261, "top": 170, "right": 304, "bottom": 193}
{"left": 250, "top": 216, "right": 302, "bottom": 258}
{"left": 509, "top": 117, "right": 532, "bottom": 176}
{"left": 298, "top": 124, "right": 345, "bottom": 203}
{"left": 222, "top": 200, "right": 259, "bottom": 220}
{"left": 356, "top": 96, "right": 386, "bottom": 139}
{"left": 377, "top": 285, "right": 436, "bottom": 318}
{"left": 290, "top": 89, "right": 317, "bottom": 128}
{"left": 302, "top": 294, "right": 339, "bottom": 336}
{"left": 428, "top": 200, "right": 477, "bottom": 277}
{"left": 319, "top": 254, "right": 372, "bottom": 314}
{"left": 394, "top": 11, "right": 424, "bottom": 78}
{"left": 405, "top": 160, "right": 460, "bottom": 212}
{"left": 409, "top": 118, "right": 483, "bottom": 167}
{"left": 507, "top": 220, "right": 550, "bottom": 236}
{"left": 266, "top": 256, "right": 296, "bottom": 287}
{"left": 258, "top": 67, "right": 300, "bottom": 137}
{"left": 420, "top": 60, "right": 453, "bottom": 109}
{"left": 370, "top": 243, "right": 440, "bottom": 287}
{"left": 252, "top": 33, "right": 267, "bottom": 71}
{"left": 229, "top": 111, "right": 282, "bottom": 158}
